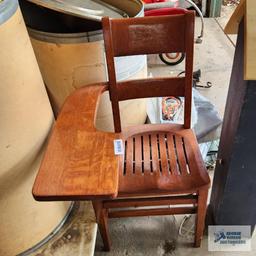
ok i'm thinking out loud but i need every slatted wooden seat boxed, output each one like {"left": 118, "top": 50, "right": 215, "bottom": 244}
{"left": 119, "top": 128, "right": 209, "bottom": 196}
{"left": 32, "top": 10, "right": 210, "bottom": 252}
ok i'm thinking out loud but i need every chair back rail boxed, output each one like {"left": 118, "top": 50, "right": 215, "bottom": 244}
{"left": 102, "top": 12, "right": 194, "bottom": 132}
{"left": 117, "top": 77, "right": 185, "bottom": 101}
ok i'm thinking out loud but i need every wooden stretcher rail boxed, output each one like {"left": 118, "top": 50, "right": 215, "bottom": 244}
{"left": 108, "top": 207, "right": 197, "bottom": 218}
{"left": 103, "top": 195, "right": 197, "bottom": 208}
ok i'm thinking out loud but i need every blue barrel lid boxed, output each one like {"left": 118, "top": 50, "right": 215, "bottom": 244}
{"left": 0, "top": 0, "right": 18, "bottom": 25}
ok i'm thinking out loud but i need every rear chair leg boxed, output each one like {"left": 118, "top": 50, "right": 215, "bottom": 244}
{"left": 194, "top": 189, "right": 208, "bottom": 247}
{"left": 92, "top": 200, "right": 111, "bottom": 251}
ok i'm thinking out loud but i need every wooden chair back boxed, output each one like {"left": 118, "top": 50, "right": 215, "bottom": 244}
{"left": 102, "top": 11, "right": 195, "bottom": 132}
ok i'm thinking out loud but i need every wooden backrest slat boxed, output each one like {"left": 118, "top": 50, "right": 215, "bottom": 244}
{"left": 110, "top": 15, "right": 186, "bottom": 57}
{"left": 117, "top": 77, "right": 185, "bottom": 101}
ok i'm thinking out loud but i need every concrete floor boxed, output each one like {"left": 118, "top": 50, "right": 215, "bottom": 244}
{"left": 95, "top": 215, "right": 256, "bottom": 256}
{"left": 26, "top": 5, "right": 256, "bottom": 256}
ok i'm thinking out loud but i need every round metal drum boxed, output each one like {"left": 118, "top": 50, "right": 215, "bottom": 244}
{"left": 20, "top": 0, "right": 147, "bottom": 132}
{"left": 0, "top": 1, "right": 70, "bottom": 255}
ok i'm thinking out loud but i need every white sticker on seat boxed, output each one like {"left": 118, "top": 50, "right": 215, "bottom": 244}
{"left": 114, "top": 139, "right": 124, "bottom": 155}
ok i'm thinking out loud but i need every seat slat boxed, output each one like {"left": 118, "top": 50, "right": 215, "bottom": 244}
{"left": 150, "top": 134, "right": 159, "bottom": 173}
{"left": 182, "top": 137, "right": 191, "bottom": 174}
{"left": 167, "top": 133, "right": 179, "bottom": 175}
{"left": 182, "top": 134, "right": 198, "bottom": 175}
{"left": 159, "top": 133, "right": 169, "bottom": 176}
{"left": 125, "top": 137, "right": 134, "bottom": 176}
{"left": 175, "top": 136, "right": 190, "bottom": 175}
{"left": 135, "top": 135, "right": 142, "bottom": 175}
{"left": 164, "top": 133, "right": 172, "bottom": 175}
{"left": 117, "top": 77, "right": 185, "bottom": 101}
{"left": 143, "top": 134, "right": 151, "bottom": 175}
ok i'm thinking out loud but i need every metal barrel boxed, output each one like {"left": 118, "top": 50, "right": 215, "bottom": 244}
{"left": 0, "top": 0, "right": 18, "bottom": 25}
{"left": 0, "top": 1, "right": 71, "bottom": 255}
{"left": 20, "top": 0, "right": 147, "bottom": 132}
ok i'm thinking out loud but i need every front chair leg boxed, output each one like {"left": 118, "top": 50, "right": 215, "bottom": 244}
{"left": 92, "top": 200, "right": 111, "bottom": 251}
{"left": 194, "top": 189, "right": 208, "bottom": 247}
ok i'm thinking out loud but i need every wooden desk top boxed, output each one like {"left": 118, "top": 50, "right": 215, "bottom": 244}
{"left": 32, "top": 84, "right": 120, "bottom": 201}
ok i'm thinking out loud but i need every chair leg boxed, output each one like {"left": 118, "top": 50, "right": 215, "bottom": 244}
{"left": 92, "top": 200, "right": 111, "bottom": 251}
{"left": 194, "top": 189, "right": 208, "bottom": 247}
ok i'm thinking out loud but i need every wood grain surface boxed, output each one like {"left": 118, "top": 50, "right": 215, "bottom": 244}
{"left": 102, "top": 11, "right": 194, "bottom": 132}
{"left": 224, "top": 0, "right": 256, "bottom": 80}
{"left": 224, "top": 0, "right": 245, "bottom": 34}
{"left": 33, "top": 84, "right": 120, "bottom": 200}
{"left": 118, "top": 127, "right": 210, "bottom": 197}
{"left": 245, "top": 0, "right": 256, "bottom": 80}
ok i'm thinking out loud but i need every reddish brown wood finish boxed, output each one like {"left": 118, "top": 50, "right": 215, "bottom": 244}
{"left": 184, "top": 12, "right": 195, "bottom": 129}
{"left": 32, "top": 84, "right": 120, "bottom": 201}
{"left": 118, "top": 129, "right": 209, "bottom": 196}
{"left": 117, "top": 77, "right": 185, "bottom": 100}
{"left": 32, "top": 13, "right": 210, "bottom": 251}
{"left": 108, "top": 207, "right": 196, "bottom": 218}
{"left": 97, "top": 13, "right": 209, "bottom": 250}
{"left": 103, "top": 195, "right": 197, "bottom": 208}
{"left": 102, "top": 12, "right": 194, "bottom": 132}
{"left": 106, "top": 15, "right": 186, "bottom": 57}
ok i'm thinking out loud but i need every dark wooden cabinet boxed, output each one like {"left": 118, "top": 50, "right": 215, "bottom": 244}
{"left": 209, "top": 20, "right": 256, "bottom": 232}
